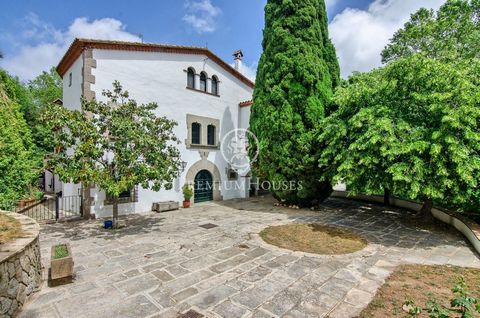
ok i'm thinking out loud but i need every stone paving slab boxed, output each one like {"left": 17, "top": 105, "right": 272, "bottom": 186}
{"left": 19, "top": 196, "right": 480, "bottom": 318}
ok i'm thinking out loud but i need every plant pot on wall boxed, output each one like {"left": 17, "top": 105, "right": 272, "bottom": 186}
{"left": 17, "top": 199, "right": 35, "bottom": 209}
{"left": 49, "top": 243, "right": 74, "bottom": 287}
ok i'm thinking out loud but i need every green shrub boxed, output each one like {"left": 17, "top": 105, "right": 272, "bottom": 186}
{"left": 182, "top": 184, "right": 193, "bottom": 202}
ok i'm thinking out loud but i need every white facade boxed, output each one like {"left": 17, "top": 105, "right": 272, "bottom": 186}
{"left": 59, "top": 40, "right": 254, "bottom": 218}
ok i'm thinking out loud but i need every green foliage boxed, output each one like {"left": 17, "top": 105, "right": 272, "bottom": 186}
{"left": 321, "top": 1, "right": 480, "bottom": 214}
{"left": 27, "top": 67, "right": 62, "bottom": 153}
{"left": 182, "top": 184, "right": 193, "bottom": 201}
{"left": 382, "top": 0, "right": 480, "bottom": 64}
{"left": 405, "top": 278, "right": 480, "bottom": 318}
{"left": 0, "top": 86, "right": 41, "bottom": 208}
{"left": 53, "top": 244, "right": 69, "bottom": 259}
{"left": 43, "top": 81, "right": 181, "bottom": 222}
{"left": 321, "top": 54, "right": 480, "bottom": 207}
{"left": 250, "top": 0, "right": 340, "bottom": 205}
{"left": 0, "top": 69, "right": 33, "bottom": 114}
{"left": 0, "top": 67, "right": 61, "bottom": 154}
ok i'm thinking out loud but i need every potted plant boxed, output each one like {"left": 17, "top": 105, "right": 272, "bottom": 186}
{"left": 50, "top": 242, "right": 74, "bottom": 286}
{"left": 182, "top": 184, "right": 193, "bottom": 208}
{"left": 16, "top": 187, "right": 43, "bottom": 209}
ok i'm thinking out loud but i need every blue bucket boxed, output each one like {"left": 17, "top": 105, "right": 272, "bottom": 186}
{"left": 104, "top": 220, "right": 113, "bottom": 229}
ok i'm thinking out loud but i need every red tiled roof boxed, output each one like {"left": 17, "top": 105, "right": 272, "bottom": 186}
{"left": 56, "top": 38, "right": 255, "bottom": 89}
{"left": 239, "top": 100, "right": 253, "bottom": 107}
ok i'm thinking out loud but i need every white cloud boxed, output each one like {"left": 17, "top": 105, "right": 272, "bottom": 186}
{"left": 0, "top": 14, "right": 141, "bottom": 80}
{"left": 183, "top": 0, "right": 222, "bottom": 34}
{"left": 329, "top": 0, "right": 445, "bottom": 78}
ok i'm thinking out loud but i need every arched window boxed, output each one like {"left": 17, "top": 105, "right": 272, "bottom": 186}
{"left": 207, "top": 125, "right": 216, "bottom": 146}
{"left": 187, "top": 68, "right": 195, "bottom": 89}
{"left": 192, "top": 123, "right": 201, "bottom": 145}
{"left": 200, "top": 72, "right": 207, "bottom": 92}
{"left": 211, "top": 76, "right": 219, "bottom": 95}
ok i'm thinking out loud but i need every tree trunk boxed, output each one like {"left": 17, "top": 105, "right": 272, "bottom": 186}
{"left": 383, "top": 188, "right": 391, "bottom": 206}
{"left": 81, "top": 183, "right": 91, "bottom": 220}
{"left": 112, "top": 197, "right": 119, "bottom": 229}
{"left": 416, "top": 198, "right": 434, "bottom": 223}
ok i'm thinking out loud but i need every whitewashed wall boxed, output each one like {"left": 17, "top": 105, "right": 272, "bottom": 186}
{"left": 60, "top": 56, "right": 83, "bottom": 199}
{"left": 82, "top": 49, "right": 253, "bottom": 217}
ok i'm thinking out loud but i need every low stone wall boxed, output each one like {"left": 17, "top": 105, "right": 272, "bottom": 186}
{"left": 332, "top": 191, "right": 480, "bottom": 255}
{"left": 0, "top": 213, "right": 42, "bottom": 317}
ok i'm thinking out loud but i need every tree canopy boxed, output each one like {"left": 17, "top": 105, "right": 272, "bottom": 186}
{"left": 382, "top": 0, "right": 480, "bottom": 63}
{"left": 0, "top": 86, "right": 40, "bottom": 208}
{"left": 321, "top": 1, "right": 480, "bottom": 218}
{"left": 44, "top": 81, "right": 181, "bottom": 225}
{"left": 321, "top": 55, "right": 480, "bottom": 214}
{"left": 250, "top": 0, "right": 340, "bottom": 206}
{"left": 0, "top": 67, "right": 62, "bottom": 154}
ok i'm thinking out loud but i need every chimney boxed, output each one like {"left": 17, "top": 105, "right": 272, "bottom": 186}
{"left": 233, "top": 50, "right": 244, "bottom": 72}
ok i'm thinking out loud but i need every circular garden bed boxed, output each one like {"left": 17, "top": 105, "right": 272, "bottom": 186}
{"left": 0, "top": 213, "right": 22, "bottom": 244}
{"left": 260, "top": 223, "right": 367, "bottom": 255}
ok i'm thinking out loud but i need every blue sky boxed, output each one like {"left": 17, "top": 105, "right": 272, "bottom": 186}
{"left": 0, "top": 0, "right": 444, "bottom": 80}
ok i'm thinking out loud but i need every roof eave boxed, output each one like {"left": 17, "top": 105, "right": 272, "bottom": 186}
{"left": 56, "top": 38, "right": 255, "bottom": 89}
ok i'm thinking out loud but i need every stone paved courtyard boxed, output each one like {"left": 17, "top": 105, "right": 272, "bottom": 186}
{"left": 20, "top": 196, "right": 480, "bottom": 318}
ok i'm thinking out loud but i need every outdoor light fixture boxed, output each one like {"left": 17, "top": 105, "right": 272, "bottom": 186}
{"left": 181, "top": 161, "right": 187, "bottom": 173}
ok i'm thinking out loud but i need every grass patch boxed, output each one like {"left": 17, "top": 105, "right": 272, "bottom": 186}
{"left": 0, "top": 213, "right": 22, "bottom": 244}
{"left": 259, "top": 223, "right": 367, "bottom": 255}
{"left": 53, "top": 244, "right": 69, "bottom": 259}
{"left": 359, "top": 265, "right": 480, "bottom": 318}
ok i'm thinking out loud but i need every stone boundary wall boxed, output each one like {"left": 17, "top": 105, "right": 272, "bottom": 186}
{"left": 0, "top": 213, "right": 42, "bottom": 317}
{"left": 332, "top": 191, "right": 480, "bottom": 255}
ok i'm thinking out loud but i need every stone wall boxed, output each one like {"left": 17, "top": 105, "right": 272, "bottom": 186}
{"left": 0, "top": 213, "right": 42, "bottom": 317}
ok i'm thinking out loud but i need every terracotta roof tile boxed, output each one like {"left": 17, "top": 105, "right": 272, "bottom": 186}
{"left": 239, "top": 100, "right": 253, "bottom": 107}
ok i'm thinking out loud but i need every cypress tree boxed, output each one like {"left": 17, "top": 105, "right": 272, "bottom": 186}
{"left": 250, "top": 0, "right": 340, "bottom": 206}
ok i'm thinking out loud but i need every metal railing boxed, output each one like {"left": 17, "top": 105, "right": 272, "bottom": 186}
{"left": 4, "top": 194, "right": 83, "bottom": 222}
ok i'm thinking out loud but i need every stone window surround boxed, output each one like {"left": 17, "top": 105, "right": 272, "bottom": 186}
{"left": 185, "top": 158, "right": 223, "bottom": 202}
{"left": 186, "top": 114, "right": 220, "bottom": 150}
{"left": 184, "top": 68, "right": 220, "bottom": 97}
{"left": 104, "top": 186, "right": 139, "bottom": 205}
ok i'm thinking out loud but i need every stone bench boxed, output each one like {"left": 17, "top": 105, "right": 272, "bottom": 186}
{"left": 152, "top": 201, "right": 179, "bottom": 213}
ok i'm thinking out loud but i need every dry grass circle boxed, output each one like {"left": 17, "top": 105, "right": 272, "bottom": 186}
{"left": 260, "top": 223, "right": 367, "bottom": 255}
{"left": 0, "top": 213, "right": 22, "bottom": 244}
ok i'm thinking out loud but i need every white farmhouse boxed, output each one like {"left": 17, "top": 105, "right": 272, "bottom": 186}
{"left": 54, "top": 38, "right": 254, "bottom": 218}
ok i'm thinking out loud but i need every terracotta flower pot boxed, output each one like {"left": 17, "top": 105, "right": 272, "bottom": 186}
{"left": 183, "top": 201, "right": 191, "bottom": 208}
{"left": 17, "top": 199, "right": 35, "bottom": 209}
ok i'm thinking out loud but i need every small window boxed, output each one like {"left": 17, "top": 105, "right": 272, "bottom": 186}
{"left": 118, "top": 189, "right": 131, "bottom": 199}
{"left": 207, "top": 125, "right": 216, "bottom": 146}
{"left": 228, "top": 168, "right": 238, "bottom": 180}
{"left": 68, "top": 73, "right": 72, "bottom": 87}
{"left": 105, "top": 186, "right": 138, "bottom": 205}
{"left": 211, "top": 76, "right": 219, "bottom": 95}
{"left": 192, "top": 123, "right": 201, "bottom": 145}
{"left": 187, "top": 68, "right": 195, "bottom": 89}
{"left": 200, "top": 72, "right": 207, "bottom": 92}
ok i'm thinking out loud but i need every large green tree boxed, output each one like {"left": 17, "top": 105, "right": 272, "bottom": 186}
{"left": 44, "top": 82, "right": 181, "bottom": 226}
{"left": 382, "top": 0, "right": 480, "bottom": 63}
{"left": 0, "top": 86, "right": 40, "bottom": 208}
{"left": 250, "top": 0, "right": 340, "bottom": 206}
{"left": 0, "top": 69, "right": 33, "bottom": 114}
{"left": 321, "top": 55, "right": 480, "bottom": 220}
{"left": 0, "top": 67, "right": 61, "bottom": 154}
{"left": 321, "top": 0, "right": 480, "bottom": 219}
{"left": 27, "top": 67, "right": 62, "bottom": 153}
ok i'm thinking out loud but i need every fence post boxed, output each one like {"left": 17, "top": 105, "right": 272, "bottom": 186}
{"left": 55, "top": 195, "right": 60, "bottom": 221}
